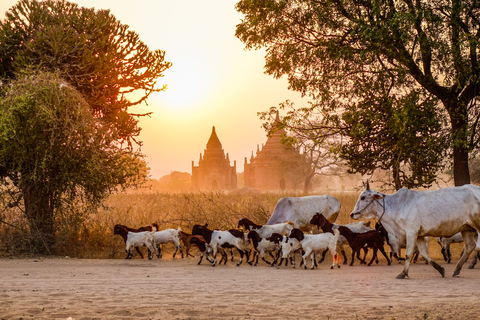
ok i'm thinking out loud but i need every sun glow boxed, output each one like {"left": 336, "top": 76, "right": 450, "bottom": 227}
{"left": 154, "top": 54, "right": 211, "bottom": 113}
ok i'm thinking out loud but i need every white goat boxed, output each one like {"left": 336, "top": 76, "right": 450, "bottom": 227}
{"left": 154, "top": 227, "right": 183, "bottom": 259}
{"left": 247, "top": 230, "right": 281, "bottom": 266}
{"left": 192, "top": 224, "right": 250, "bottom": 267}
{"left": 266, "top": 233, "right": 301, "bottom": 268}
{"left": 125, "top": 228, "right": 158, "bottom": 260}
{"left": 282, "top": 228, "right": 341, "bottom": 270}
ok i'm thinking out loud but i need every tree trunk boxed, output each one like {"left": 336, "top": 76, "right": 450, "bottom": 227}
{"left": 22, "top": 181, "right": 55, "bottom": 254}
{"left": 303, "top": 175, "right": 313, "bottom": 193}
{"left": 392, "top": 162, "right": 402, "bottom": 191}
{"left": 448, "top": 100, "right": 471, "bottom": 186}
{"left": 453, "top": 143, "right": 470, "bottom": 186}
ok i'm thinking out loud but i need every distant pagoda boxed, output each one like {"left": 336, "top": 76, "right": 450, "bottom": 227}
{"left": 191, "top": 126, "right": 237, "bottom": 190}
{"left": 244, "top": 111, "right": 301, "bottom": 190}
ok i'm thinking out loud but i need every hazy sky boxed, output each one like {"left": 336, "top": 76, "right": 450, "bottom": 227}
{"left": 1, "top": 0, "right": 307, "bottom": 178}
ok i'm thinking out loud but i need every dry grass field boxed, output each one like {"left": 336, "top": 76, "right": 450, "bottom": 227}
{"left": 0, "top": 189, "right": 457, "bottom": 260}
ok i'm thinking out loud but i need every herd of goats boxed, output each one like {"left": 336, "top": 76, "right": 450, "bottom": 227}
{"left": 113, "top": 212, "right": 478, "bottom": 272}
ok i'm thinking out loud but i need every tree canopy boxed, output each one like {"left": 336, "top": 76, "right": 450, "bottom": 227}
{"left": 0, "top": 0, "right": 171, "bottom": 146}
{"left": 236, "top": 0, "right": 480, "bottom": 187}
{"left": 0, "top": 0, "right": 171, "bottom": 253}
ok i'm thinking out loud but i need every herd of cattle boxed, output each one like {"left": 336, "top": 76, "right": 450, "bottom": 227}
{"left": 114, "top": 182, "right": 480, "bottom": 279}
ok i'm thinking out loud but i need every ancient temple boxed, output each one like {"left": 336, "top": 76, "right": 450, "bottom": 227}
{"left": 244, "top": 112, "right": 302, "bottom": 191}
{"left": 191, "top": 126, "right": 237, "bottom": 190}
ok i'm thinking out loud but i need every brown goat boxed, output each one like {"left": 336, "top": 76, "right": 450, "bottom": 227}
{"left": 310, "top": 212, "right": 371, "bottom": 265}
{"left": 338, "top": 226, "right": 391, "bottom": 266}
{"left": 178, "top": 231, "right": 199, "bottom": 258}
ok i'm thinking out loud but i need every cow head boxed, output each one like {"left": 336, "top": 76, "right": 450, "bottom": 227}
{"left": 350, "top": 182, "right": 385, "bottom": 220}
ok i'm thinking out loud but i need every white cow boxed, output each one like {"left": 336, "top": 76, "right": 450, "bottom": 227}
{"left": 350, "top": 182, "right": 480, "bottom": 278}
{"left": 266, "top": 195, "right": 341, "bottom": 230}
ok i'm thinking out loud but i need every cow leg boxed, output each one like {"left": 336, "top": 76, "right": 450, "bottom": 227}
{"left": 396, "top": 233, "right": 417, "bottom": 279}
{"left": 468, "top": 252, "right": 479, "bottom": 269}
{"left": 453, "top": 230, "right": 476, "bottom": 277}
{"left": 416, "top": 236, "right": 444, "bottom": 277}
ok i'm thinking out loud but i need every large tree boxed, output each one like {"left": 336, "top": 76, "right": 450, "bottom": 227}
{"left": 235, "top": 0, "right": 480, "bottom": 186}
{"left": 0, "top": 0, "right": 171, "bottom": 253}
{"left": 0, "top": 71, "right": 143, "bottom": 253}
{"left": 0, "top": 0, "right": 171, "bottom": 146}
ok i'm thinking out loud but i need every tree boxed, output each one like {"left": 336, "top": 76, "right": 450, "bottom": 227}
{"left": 341, "top": 89, "right": 448, "bottom": 190}
{"left": 0, "top": 0, "right": 171, "bottom": 253}
{"left": 0, "top": 0, "right": 171, "bottom": 146}
{"left": 0, "top": 71, "right": 144, "bottom": 252}
{"left": 235, "top": 0, "right": 480, "bottom": 186}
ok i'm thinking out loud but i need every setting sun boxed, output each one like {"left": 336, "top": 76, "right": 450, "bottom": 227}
{"left": 154, "top": 55, "right": 210, "bottom": 112}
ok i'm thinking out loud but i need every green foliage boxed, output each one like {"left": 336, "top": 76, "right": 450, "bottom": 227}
{"left": 0, "top": 71, "right": 146, "bottom": 253}
{"left": 341, "top": 90, "right": 448, "bottom": 190}
{"left": 235, "top": 0, "right": 480, "bottom": 187}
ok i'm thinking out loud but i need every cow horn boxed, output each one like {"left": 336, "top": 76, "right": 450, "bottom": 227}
{"left": 366, "top": 180, "right": 370, "bottom": 190}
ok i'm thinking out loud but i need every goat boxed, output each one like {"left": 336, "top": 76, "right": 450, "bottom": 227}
{"left": 281, "top": 228, "right": 341, "bottom": 270}
{"left": 310, "top": 212, "right": 372, "bottom": 265}
{"left": 436, "top": 233, "right": 463, "bottom": 263}
{"left": 238, "top": 217, "right": 294, "bottom": 238}
{"left": 154, "top": 227, "right": 183, "bottom": 259}
{"left": 338, "top": 226, "right": 391, "bottom": 266}
{"left": 113, "top": 224, "right": 154, "bottom": 259}
{"left": 247, "top": 230, "right": 280, "bottom": 266}
{"left": 188, "top": 235, "right": 228, "bottom": 265}
{"left": 124, "top": 227, "right": 158, "bottom": 260}
{"left": 192, "top": 224, "right": 250, "bottom": 267}
{"left": 375, "top": 222, "right": 421, "bottom": 263}
{"left": 178, "top": 231, "right": 199, "bottom": 258}
{"left": 266, "top": 233, "right": 295, "bottom": 267}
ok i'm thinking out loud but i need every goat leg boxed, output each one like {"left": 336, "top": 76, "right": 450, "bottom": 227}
{"left": 367, "top": 248, "right": 378, "bottom": 266}
{"left": 135, "top": 247, "right": 144, "bottom": 259}
{"left": 317, "top": 249, "right": 327, "bottom": 264}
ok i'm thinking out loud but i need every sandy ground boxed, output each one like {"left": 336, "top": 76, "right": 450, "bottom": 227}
{"left": 1, "top": 255, "right": 480, "bottom": 320}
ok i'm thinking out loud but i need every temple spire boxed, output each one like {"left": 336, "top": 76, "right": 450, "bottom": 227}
{"left": 207, "top": 126, "right": 222, "bottom": 149}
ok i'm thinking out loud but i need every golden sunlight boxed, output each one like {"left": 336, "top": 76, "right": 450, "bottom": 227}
{"left": 154, "top": 54, "right": 210, "bottom": 112}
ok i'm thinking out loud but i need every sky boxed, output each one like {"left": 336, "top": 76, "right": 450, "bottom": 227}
{"left": 0, "top": 0, "right": 307, "bottom": 179}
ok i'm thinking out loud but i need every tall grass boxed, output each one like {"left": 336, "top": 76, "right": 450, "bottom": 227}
{"left": 0, "top": 190, "right": 459, "bottom": 260}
